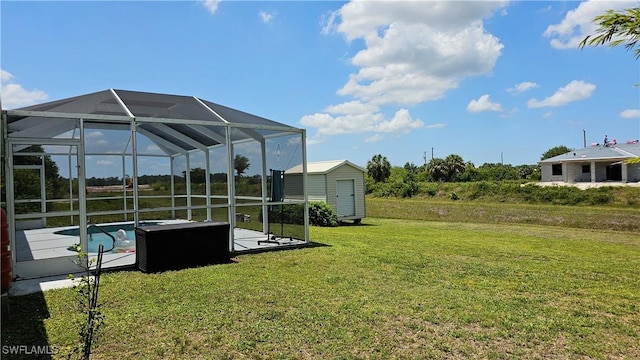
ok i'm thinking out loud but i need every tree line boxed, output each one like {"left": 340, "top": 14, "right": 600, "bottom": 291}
{"left": 367, "top": 145, "right": 571, "bottom": 184}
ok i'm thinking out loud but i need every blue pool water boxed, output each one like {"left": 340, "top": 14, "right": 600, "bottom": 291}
{"left": 87, "top": 230, "right": 135, "bottom": 253}
{"left": 55, "top": 222, "right": 159, "bottom": 253}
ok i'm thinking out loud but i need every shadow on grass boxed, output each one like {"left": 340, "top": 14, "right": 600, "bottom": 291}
{"left": 1, "top": 291, "right": 54, "bottom": 359}
{"left": 338, "top": 221, "right": 377, "bottom": 227}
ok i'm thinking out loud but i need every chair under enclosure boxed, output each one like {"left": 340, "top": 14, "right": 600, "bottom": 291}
{"left": 1, "top": 89, "right": 309, "bottom": 279}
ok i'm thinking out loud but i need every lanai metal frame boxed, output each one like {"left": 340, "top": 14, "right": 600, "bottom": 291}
{"left": 1, "top": 89, "right": 309, "bottom": 278}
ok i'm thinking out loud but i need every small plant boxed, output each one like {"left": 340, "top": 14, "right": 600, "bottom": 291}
{"left": 68, "top": 243, "right": 82, "bottom": 252}
{"left": 449, "top": 192, "right": 460, "bottom": 200}
{"left": 67, "top": 247, "right": 106, "bottom": 359}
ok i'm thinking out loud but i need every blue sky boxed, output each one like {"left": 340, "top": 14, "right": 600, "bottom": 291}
{"left": 2, "top": 0, "right": 639, "bottom": 175}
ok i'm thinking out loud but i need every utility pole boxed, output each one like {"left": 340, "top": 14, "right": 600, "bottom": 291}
{"left": 583, "top": 129, "right": 587, "bottom": 148}
{"left": 431, "top": 147, "right": 434, "bottom": 160}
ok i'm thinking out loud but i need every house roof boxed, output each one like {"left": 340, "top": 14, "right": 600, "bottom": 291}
{"left": 539, "top": 141, "right": 640, "bottom": 163}
{"left": 286, "top": 160, "right": 365, "bottom": 174}
{"left": 4, "top": 89, "right": 302, "bottom": 156}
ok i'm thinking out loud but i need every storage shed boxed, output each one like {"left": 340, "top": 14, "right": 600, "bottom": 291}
{"left": 285, "top": 160, "right": 366, "bottom": 223}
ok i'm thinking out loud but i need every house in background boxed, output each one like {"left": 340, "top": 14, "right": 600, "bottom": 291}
{"left": 539, "top": 141, "right": 640, "bottom": 183}
{"left": 285, "top": 160, "right": 366, "bottom": 223}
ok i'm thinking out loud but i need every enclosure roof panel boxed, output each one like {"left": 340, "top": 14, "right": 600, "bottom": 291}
{"left": 4, "top": 89, "right": 303, "bottom": 156}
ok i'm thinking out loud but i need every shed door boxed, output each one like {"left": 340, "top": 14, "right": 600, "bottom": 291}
{"left": 336, "top": 179, "right": 356, "bottom": 217}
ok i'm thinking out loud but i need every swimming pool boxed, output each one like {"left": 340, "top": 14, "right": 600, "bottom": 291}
{"left": 55, "top": 222, "right": 159, "bottom": 253}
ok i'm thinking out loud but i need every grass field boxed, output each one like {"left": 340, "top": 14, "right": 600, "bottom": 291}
{"left": 2, "top": 199, "right": 639, "bottom": 359}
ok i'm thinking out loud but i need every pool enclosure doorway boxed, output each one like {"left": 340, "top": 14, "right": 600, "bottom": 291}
{"left": 2, "top": 89, "right": 310, "bottom": 279}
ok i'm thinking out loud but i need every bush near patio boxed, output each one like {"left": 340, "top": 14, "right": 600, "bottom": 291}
{"left": 259, "top": 201, "right": 338, "bottom": 227}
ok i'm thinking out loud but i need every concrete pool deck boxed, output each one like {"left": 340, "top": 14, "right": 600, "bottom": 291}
{"left": 8, "top": 223, "right": 308, "bottom": 295}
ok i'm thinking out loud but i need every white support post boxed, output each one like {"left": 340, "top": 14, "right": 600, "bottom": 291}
{"left": 261, "top": 139, "right": 268, "bottom": 234}
{"left": 301, "top": 130, "right": 309, "bottom": 244}
{"left": 78, "top": 119, "right": 88, "bottom": 262}
{"left": 226, "top": 126, "right": 236, "bottom": 252}
{"left": 205, "top": 150, "right": 212, "bottom": 221}
{"left": 122, "top": 155, "right": 127, "bottom": 222}
{"left": 5, "top": 122, "right": 17, "bottom": 268}
{"left": 40, "top": 157, "right": 46, "bottom": 227}
{"left": 131, "top": 120, "right": 139, "bottom": 227}
{"left": 186, "top": 152, "right": 192, "bottom": 221}
{"left": 170, "top": 156, "right": 176, "bottom": 219}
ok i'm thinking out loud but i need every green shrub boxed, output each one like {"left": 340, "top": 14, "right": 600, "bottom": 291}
{"left": 259, "top": 201, "right": 338, "bottom": 227}
{"left": 308, "top": 201, "right": 338, "bottom": 227}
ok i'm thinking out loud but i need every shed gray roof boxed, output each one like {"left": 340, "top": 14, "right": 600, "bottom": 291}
{"left": 4, "top": 89, "right": 302, "bottom": 156}
{"left": 539, "top": 142, "right": 640, "bottom": 163}
{"left": 286, "top": 160, "right": 365, "bottom": 174}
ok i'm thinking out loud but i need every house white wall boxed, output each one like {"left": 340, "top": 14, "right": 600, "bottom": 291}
{"left": 566, "top": 163, "right": 591, "bottom": 182}
{"left": 627, "top": 163, "right": 640, "bottom": 182}
{"left": 542, "top": 161, "right": 639, "bottom": 182}
{"left": 593, "top": 163, "right": 608, "bottom": 182}
{"left": 540, "top": 163, "right": 565, "bottom": 182}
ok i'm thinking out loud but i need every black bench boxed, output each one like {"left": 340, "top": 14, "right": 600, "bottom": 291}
{"left": 135, "top": 221, "right": 230, "bottom": 273}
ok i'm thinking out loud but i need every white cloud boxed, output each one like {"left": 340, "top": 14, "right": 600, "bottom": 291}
{"left": 86, "top": 131, "right": 104, "bottom": 138}
{"left": 543, "top": 111, "right": 553, "bottom": 119}
{"left": 467, "top": 94, "right": 503, "bottom": 113}
{"left": 0, "top": 70, "right": 12, "bottom": 83}
{"left": 324, "top": 100, "right": 378, "bottom": 114}
{"left": 507, "top": 81, "right": 539, "bottom": 94}
{"left": 527, "top": 80, "right": 596, "bottom": 108}
{"left": 259, "top": 10, "right": 276, "bottom": 24}
{"left": 543, "top": 0, "right": 638, "bottom": 50}
{"left": 306, "top": 1, "right": 506, "bottom": 137}
{"left": 300, "top": 103, "right": 422, "bottom": 136}
{"left": 620, "top": 109, "right": 640, "bottom": 118}
{"left": 364, "top": 134, "right": 383, "bottom": 143}
{"left": 143, "top": 144, "right": 165, "bottom": 155}
{"left": 375, "top": 109, "right": 423, "bottom": 133}
{"left": 97, "top": 160, "right": 114, "bottom": 166}
{"left": 427, "top": 123, "right": 447, "bottom": 129}
{"left": 0, "top": 69, "right": 48, "bottom": 109}
{"left": 300, "top": 110, "right": 385, "bottom": 136}
{"left": 334, "top": 1, "right": 506, "bottom": 106}
{"left": 201, "top": 0, "right": 220, "bottom": 14}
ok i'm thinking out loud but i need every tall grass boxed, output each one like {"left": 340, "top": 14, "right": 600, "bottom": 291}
{"left": 371, "top": 180, "right": 640, "bottom": 207}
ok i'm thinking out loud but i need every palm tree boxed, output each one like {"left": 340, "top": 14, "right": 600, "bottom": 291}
{"left": 579, "top": 8, "right": 640, "bottom": 59}
{"left": 443, "top": 154, "right": 466, "bottom": 182}
{"left": 366, "top": 154, "right": 391, "bottom": 182}
{"left": 426, "top": 158, "right": 447, "bottom": 182}
{"left": 234, "top": 154, "right": 250, "bottom": 183}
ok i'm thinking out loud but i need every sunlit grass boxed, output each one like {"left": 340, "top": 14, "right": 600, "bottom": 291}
{"left": 2, "top": 212, "right": 638, "bottom": 358}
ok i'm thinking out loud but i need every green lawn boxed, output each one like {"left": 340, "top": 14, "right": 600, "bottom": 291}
{"left": 2, "top": 207, "right": 639, "bottom": 358}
